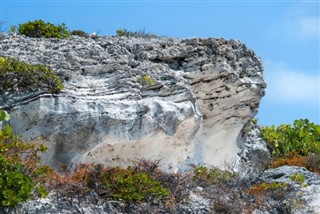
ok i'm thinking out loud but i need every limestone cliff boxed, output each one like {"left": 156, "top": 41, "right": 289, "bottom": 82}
{"left": 0, "top": 34, "right": 265, "bottom": 172}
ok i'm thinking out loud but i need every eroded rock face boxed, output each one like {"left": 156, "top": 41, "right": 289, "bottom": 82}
{"left": 0, "top": 34, "right": 265, "bottom": 172}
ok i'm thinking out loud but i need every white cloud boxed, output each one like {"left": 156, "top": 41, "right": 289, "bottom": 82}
{"left": 264, "top": 61, "right": 320, "bottom": 104}
{"left": 270, "top": 4, "right": 320, "bottom": 41}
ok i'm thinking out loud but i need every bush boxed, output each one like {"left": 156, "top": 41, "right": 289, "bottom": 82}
{"left": 0, "top": 56, "right": 64, "bottom": 93}
{"left": 270, "top": 155, "right": 306, "bottom": 168}
{"left": 102, "top": 167, "right": 169, "bottom": 202}
{"left": 17, "top": 20, "right": 70, "bottom": 38}
{"left": 262, "top": 119, "right": 320, "bottom": 174}
{"left": 53, "top": 164, "right": 169, "bottom": 203}
{"left": 249, "top": 182, "right": 288, "bottom": 193}
{"left": 71, "top": 30, "right": 89, "bottom": 38}
{"left": 0, "top": 110, "right": 52, "bottom": 207}
{"left": 261, "top": 119, "right": 320, "bottom": 157}
{"left": 289, "top": 173, "right": 305, "bottom": 185}
{"left": 192, "top": 166, "right": 236, "bottom": 186}
{"left": 248, "top": 182, "right": 290, "bottom": 202}
{"left": 303, "top": 153, "right": 320, "bottom": 174}
{"left": 116, "top": 29, "right": 127, "bottom": 37}
{"left": 116, "top": 28, "right": 157, "bottom": 38}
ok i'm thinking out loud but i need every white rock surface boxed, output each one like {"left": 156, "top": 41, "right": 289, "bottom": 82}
{"left": 0, "top": 34, "right": 266, "bottom": 172}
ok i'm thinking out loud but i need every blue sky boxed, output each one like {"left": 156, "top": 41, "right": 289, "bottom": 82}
{"left": 0, "top": 0, "right": 319, "bottom": 126}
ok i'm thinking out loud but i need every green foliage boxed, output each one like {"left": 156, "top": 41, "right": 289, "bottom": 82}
{"left": 261, "top": 182, "right": 288, "bottom": 191}
{"left": 249, "top": 182, "right": 288, "bottom": 196}
{"left": 71, "top": 30, "right": 89, "bottom": 38}
{"left": 0, "top": 160, "right": 34, "bottom": 207}
{"left": 0, "top": 56, "right": 64, "bottom": 93}
{"left": 9, "top": 25, "right": 16, "bottom": 34}
{"left": 116, "top": 29, "right": 127, "bottom": 37}
{"left": 0, "top": 111, "right": 52, "bottom": 207}
{"left": 101, "top": 167, "right": 169, "bottom": 202}
{"left": 138, "top": 75, "right": 155, "bottom": 86}
{"left": 193, "top": 166, "right": 236, "bottom": 186}
{"left": 252, "top": 118, "right": 258, "bottom": 125}
{"left": 17, "top": 20, "right": 70, "bottom": 38}
{"left": 261, "top": 119, "right": 320, "bottom": 157}
{"left": 35, "top": 185, "right": 49, "bottom": 198}
{"left": 289, "top": 173, "right": 307, "bottom": 188}
{"left": 0, "top": 110, "right": 10, "bottom": 121}
{"left": 116, "top": 28, "right": 157, "bottom": 38}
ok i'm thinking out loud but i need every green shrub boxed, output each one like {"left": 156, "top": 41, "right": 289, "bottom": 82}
{"left": 9, "top": 25, "right": 16, "bottom": 34}
{"left": 289, "top": 173, "right": 306, "bottom": 187}
{"left": 261, "top": 119, "right": 320, "bottom": 157}
{"left": 252, "top": 118, "right": 258, "bottom": 125}
{"left": 0, "top": 110, "right": 52, "bottom": 207}
{"left": 57, "top": 164, "right": 170, "bottom": 203}
{"left": 71, "top": 30, "right": 89, "bottom": 38}
{"left": 102, "top": 167, "right": 169, "bottom": 202}
{"left": 116, "top": 28, "right": 157, "bottom": 38}
{"left": 138, "top": 75, "right": 155, "bottom": 86}
{"left": 17, "top": 20, "right": 70, "bottom": 38}
{"left": 116, "top": 29, "right": 127, "bottom": 37}
{"left": 0, "top": 56, "right": 64, "bottom": 93}
{"left": 249, "top": 182, "right": 289, "bottom": 200}
{"left": 193, "top": 166, "right": 236, "bottom": 186}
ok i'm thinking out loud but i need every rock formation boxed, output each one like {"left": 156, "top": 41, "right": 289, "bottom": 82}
{"left": 0, "top": 34, "right": 265, "bottom": 172}
{"left": 1, "top": 34, "right": 320, "bottom": 214}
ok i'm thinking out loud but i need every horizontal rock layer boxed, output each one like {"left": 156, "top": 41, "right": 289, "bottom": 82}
{"left": 0, "top": 34, "right": 265, "bottom": 172}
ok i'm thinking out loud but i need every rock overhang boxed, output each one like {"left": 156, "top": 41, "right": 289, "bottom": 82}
{"left": 0, "top": 34, "right": 265, "bottom": 172}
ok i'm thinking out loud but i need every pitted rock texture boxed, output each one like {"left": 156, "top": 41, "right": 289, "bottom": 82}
{"left": 0, "top": 34, "right": 265, "bottom": 172}
{"left": 238, "top": 123, "right": 271, "bottom": 177}
{"left": 256, "top": 166, "right": 320, "bottom": 213}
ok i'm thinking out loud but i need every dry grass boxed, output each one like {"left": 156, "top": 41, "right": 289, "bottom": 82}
{"left": 270, "top": 153, "right": 320, "bottom": 175}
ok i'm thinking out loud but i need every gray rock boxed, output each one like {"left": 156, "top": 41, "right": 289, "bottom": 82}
{"left": 238, "top": 122, "right": 271, "bottom": 178}
{"left": 1, "top": 192, "right": 124, "bottom": 214}
{"left": 258, "top": 166, "right": 320, "bottom": 213}
{"left": 0, "top": 34, "right": 265, "bottom": 172}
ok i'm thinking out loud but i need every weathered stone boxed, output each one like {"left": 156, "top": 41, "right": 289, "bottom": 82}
{"left": 0, "top": 34, "right": 265, "bottom": 172}
{"left": 257, "top": 166, "right": 320, "bottom": 213}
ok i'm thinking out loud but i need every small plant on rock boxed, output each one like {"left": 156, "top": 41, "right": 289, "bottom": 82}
{"left": 9, "top": 25, "right": 16, "bottom": 34}
{"left": 290, "top": 173, "right": 308, "bottom": 188}
{"left": 102, "top": 166, "right": 169, "bottom": 202}
{"left": 138, "top": 75, "right": 155, "bottom": 86}
{"left": 192, "top": 166, "right": 236, "bottom": 186}
{"left": 248, "top": 181, "right": 290, "bottom": 202}
{"left": 251, "top": 118, "right": 259, "bottom": 125}
{"left": 249, "top": 182, "right": 288, "bottom": 193}
{"left": 116, "top": 28, "right": 157, "bottom": 38}
{"left": 116, "top": 29, "right": 128, "bottom": 37}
